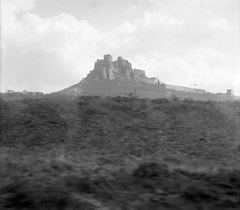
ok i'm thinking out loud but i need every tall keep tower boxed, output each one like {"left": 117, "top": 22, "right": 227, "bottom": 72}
{"left": 104, "top": 54, "right": 113, "bottom": 63}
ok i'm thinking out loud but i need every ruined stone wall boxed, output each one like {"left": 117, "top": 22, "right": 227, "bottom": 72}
{"left": 233, "top": 95, "right": 240, "bottom": 100}
{"left": 113, "top": 57, "right": 133, "bottom": 79}
{"left": 165, "top": 84, "right": 206, "bottom": 94}
{"left": 137, "top": 77, "right": 159, "bottom": 85}
{"left": 90, "top": 55, "right": 161, "bottom": 82}
{"left": 117, "top": 57, "right": 132, "bottom": 70}
{"left": 106, "top": 62, "right": 115, "bottom": 80}
{"left": 133, "top": 69, "right": 146, "bottom": 78}
{"left": 94, "top": 60, "right": 104, "bottom": 71}
{"left": 104, "top": 54, "right": 113, "bottom": 62}
{"left": 93, "top": 55, "right": 115, "bottom": 80}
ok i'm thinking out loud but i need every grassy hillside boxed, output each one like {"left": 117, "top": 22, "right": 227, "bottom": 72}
{"left": 0, "top": 95, "right": 239, "bottom": 209}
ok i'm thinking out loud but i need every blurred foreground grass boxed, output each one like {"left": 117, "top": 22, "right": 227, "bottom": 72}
{"left": 0, "top": 148, "right": 239, "bottom": 210}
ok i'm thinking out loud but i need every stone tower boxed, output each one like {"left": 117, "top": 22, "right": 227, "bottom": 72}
{"left": 104, "top": 54, "right": 113, "bottom": 63}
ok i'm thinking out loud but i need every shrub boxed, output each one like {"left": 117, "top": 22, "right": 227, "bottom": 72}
{"left": 1, "top": 179, "right": 35, "bottom": 209}
{"left": 65, "top": 176, "right": 95, "bottom": 194}
{"left": 181, "top": 182, "right": 220, "bottom": 203}
{"left": 1, "top": 177, "right": 73, "bottom": 210}
{"left": 132, "top": 162, "right": 169, "bottom": 179}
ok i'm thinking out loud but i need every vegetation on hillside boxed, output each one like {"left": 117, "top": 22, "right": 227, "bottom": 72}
{"left": 0, "top": 95, "right": 239, "bottom": 209}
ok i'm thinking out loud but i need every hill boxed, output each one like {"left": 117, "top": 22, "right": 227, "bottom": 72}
{"left": 1, "top": 95, "right": 239, "bottom": 162}
{"left": 58, "top": 54, "right": 237, "bottom": 101}
{"left": 0, "top": 95, "right": 239, "bottom": 210}
{"left": 1, "top": 54, "right": 238, "bottom": 101}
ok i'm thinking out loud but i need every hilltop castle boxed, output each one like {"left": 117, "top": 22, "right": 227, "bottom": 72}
{"left": 87, "top": 54, "right": 162, "bottom": 85}
{"left": 87, "top": 55, "right": 236, "bottom": 97}
{"left": 57, "top": 54, "right": 237, "bottom": 101}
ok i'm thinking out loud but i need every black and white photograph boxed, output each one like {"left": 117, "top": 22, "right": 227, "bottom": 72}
{"left": 1, "top": 0, "right": 240, "bottom": 209}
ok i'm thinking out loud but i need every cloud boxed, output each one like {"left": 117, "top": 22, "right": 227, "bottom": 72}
{"left": 2, "top": 8, "right": 102, "bottom": 62}
{"left": 1, "top": 0, "right": 239, "bottom": 95}
{"left": 122, "top": 0, "right": 234, "bottom": 36}
{"left": 131, "top": 55, "right": 238, "bottom": 94}
{"left": 117, "top": 21, "right": 136, "bottom": 33}
{"left": 2, "top": 0, "right": 35, "bottom": 15}
{"left": 118, "top": 0, "right": 239, "bottom": 94}
{"left": 1, "top": 0, "right": 142, "bottom": 93}
{"left": 0, "top": 0, "right": 110, "bottom": 92}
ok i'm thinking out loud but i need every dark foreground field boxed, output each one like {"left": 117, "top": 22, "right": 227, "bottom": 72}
{"left": 0, "top": 95, "right": 239, "bottom": 210}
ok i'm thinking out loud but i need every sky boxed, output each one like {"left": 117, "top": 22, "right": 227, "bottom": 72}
{"left": 1, "top": 0, "right": 240, "bottom": 94}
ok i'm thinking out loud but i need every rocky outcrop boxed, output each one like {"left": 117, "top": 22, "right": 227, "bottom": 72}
{"left": 88, "top": 54, "right": 162, "bottom": 85}
{"left": 114, "top": 57, "right": 133, "bottom": 79}
{"left": 133, "top": 69, "right": 146, "bottom": 78}
{"left": 58, "top": 54, "right": 238, "bottom": 100}
{"left": 94, "top": 55, "right": 115, "bottom": 80}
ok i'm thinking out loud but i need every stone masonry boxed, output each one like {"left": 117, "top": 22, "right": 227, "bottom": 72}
{"left": 91, "top": 54, "right": 160, "bottom": 84}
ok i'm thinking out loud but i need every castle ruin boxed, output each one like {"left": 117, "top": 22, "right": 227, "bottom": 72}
{"left": 91, "top": 54, "right": 161, "bottom": 85}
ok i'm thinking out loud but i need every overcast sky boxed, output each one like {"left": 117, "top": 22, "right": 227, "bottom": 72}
{"left": 1, "top": 0, "right": 240, "bottom": 94}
